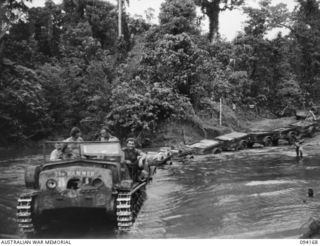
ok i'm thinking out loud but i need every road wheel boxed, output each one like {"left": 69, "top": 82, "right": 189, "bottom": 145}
{"left": 247, "top": 142, "right": 254, "bottom": 148}
{"left": 263, "top": 136, "right": 272, "bottom": 147}
{"left": 212, "top": 148, "right": 222, "bottom": 155}
{"left": 237, "top": 140, "right": 247, "bottom": 151}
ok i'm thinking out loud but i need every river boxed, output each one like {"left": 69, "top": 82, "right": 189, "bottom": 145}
{"left": 1, "top": 144, "right": 320, "bottom": 239}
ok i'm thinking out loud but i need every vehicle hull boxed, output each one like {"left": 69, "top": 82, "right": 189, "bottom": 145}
{"left": 33, "top": 188, "right": 115, "bottom": 215}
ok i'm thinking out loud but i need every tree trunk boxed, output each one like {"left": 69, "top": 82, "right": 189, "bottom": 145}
{"left": 207, "top": 2, "right": 220, "bottom": 43}
{"left": 48, "top": 13, "right": 54, "bottom": 56}
{"left": 0, "top": 36, "right": 5, "bottom": 64}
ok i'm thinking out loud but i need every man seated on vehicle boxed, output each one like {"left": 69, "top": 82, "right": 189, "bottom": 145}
{"left": 122, "top": 138, "right": 147, "bottom": 181}
{"left": 99, "top": 127, "right": 119, "bottom": 142}
{"left": 64, "top": 127, "right": 84, "bottom": 158}
{"left": 50, "top": 142, "right": 63, "bottom": 161}
{"left": 61, "top": 144, "right": 73, "bottom": 160}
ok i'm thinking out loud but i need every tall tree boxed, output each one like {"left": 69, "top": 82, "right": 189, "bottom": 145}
{"left": 243, "top": 0, "right": 293, "bottom": 36}
{"left": 159, "top": 0, "right": 198, "bottom": 35}
{"left": 28, "top": 0, "right": 64, "bottom": 57}
{"left": 144, "top": 7, "right": 155, "bottom": 24}
{"left": 194, "top": 0, "right": 244, "bottom": 42}
{"left": 232, "top": 0, "right": 303, "bottom": 112}
{"left": 291, "top": 0, "right": 320, "bottom": 100}
{"left": 0, "top": 0, "right": 31, "bottom": 61}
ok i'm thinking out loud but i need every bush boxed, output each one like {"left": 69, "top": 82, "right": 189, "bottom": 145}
{"left": 106, "top": 77, "right": 193, "bottom": 141}
{"left": 0, "top": 63, "right": 52, "bottom": 144}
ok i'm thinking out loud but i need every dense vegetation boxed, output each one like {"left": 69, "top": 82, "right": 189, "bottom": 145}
{"left": 1, "top": 0, "right": 320, "bottom": 145}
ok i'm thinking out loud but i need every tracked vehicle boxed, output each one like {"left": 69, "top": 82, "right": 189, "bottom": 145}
{"left": 17, "top": 141, "right": 152, "bottom": 235}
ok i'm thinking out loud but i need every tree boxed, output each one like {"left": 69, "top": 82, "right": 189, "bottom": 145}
{"left": 0, "top": 63, "right": 52, "bottom": 144}
{"left": 62, "top": 0, "right": 86, "bottom": 21}
{"left": 291, "top": 0, "right": 320, "bottom": 100}
{"left": 231, "top": 1, "right": 303, "bottom": 112}
{"left": 144, "top": 7, "right": 155, "bottom": 24}
{"left": 0, "top": 0, "right": 152, "bottom": 144}
{"left": 106, "top": 78, "right": 193, "bottom": 142}
{"left": 28, "top": 1, "right": 64, "bottom": 57}
{"left": 159, "top": 0, "right": 198, "bottom": 35}
{"left": 242, "top": 0, "right": 293, "bottom": 37}
{"left": 105, "top": 0, "right": 210, "bottom": 141}
{"left": 0, "top": 0, "right": 31, "bottom": 62}
{"left": 37, "top": 19, "right": 115, "bottom": 132}
{"left": 194, "top": 0, "right": 244, "bottom": 42}
{"left": 85, "top": 0, "right": 118, "bottom": 49}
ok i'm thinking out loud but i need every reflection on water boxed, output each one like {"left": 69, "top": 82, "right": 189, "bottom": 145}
{"left": 1, "top": 146, "right": 320, "bottom": 238}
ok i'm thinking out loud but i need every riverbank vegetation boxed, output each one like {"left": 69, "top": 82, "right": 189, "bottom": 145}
{"left": 1, "top": 0, "right": 320, "bottom": 146}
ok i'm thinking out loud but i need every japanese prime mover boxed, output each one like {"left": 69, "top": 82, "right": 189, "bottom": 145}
{"left": 17, "top": 141, "right": 150, "bottom": 235}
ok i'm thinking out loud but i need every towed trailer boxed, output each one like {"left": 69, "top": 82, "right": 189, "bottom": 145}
{"left": 247, "top": 121, "right": 318, "bottom": 147}
{"left": 215, "top": 132, "right": 249, "bottom": 151}
{"left": 247, "top": 127, "right": 300, "bottom": 148}
{"left": 289, "top": 121, "right": 317, "bottom": 138}
{"left": 186, "top": 139, "right": 222, "bottom": 155}
{"left": 247, "top": 131, "right": 274, "bottom": 148}
{"left": 176, "top": 119, "right": 320, "bottom": 157}
{"left": 271, "top": 127, "right": 297, "bottom": 145}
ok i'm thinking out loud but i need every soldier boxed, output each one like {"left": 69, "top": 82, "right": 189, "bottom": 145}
{"left": 306, "top": 108, "right": 317, "bottom": 121}
{"left": 294, "top": 138, "right": 304, "bottom": 158}
{"left": 99, "top": 127, "right": 119, "bottom": 142}
{"left": 64, "top": 127, "right": 84, "bottom": 158}
{"left": 122, "top": 138, "right": 147, "bottom": 181}
{"left": 49, "top": 142, "right": 63, "bottom": 161}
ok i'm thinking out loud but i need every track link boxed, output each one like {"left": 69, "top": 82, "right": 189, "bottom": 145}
{"left": 17, "top": 194, "right": 36, "bottom": 235}
{"left": 116, "top": 183, "right": 146, "bottom": 232}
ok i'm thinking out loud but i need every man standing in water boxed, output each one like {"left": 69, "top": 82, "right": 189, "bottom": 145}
{"left": 294, "top": 138, "right": 304, "bottom": 158}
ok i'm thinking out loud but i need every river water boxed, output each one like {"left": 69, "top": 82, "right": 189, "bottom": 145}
{"left": 1, "top": 144, "right": 320, "bottom": 239}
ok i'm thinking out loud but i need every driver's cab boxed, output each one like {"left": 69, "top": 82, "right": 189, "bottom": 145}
{"left": 80, "top": 141, "right": 125, "bottom": 162}
{"left": 46, "top": 141, "right": 125, "bottom": 163}
{"left": 39, "top": 141, "right": 130, "bottom": 191}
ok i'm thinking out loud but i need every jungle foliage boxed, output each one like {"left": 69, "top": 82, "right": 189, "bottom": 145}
{"left": 1, "top": 0, "right": 320, "bottom": 145}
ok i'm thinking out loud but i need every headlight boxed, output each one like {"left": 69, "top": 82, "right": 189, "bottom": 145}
{"left": 46, "top": 179, "right": 57, "bottom": 190}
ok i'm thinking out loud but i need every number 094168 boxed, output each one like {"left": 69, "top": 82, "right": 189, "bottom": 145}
{"left": 300, "top": 240, "right": 318, "bottom": 245}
